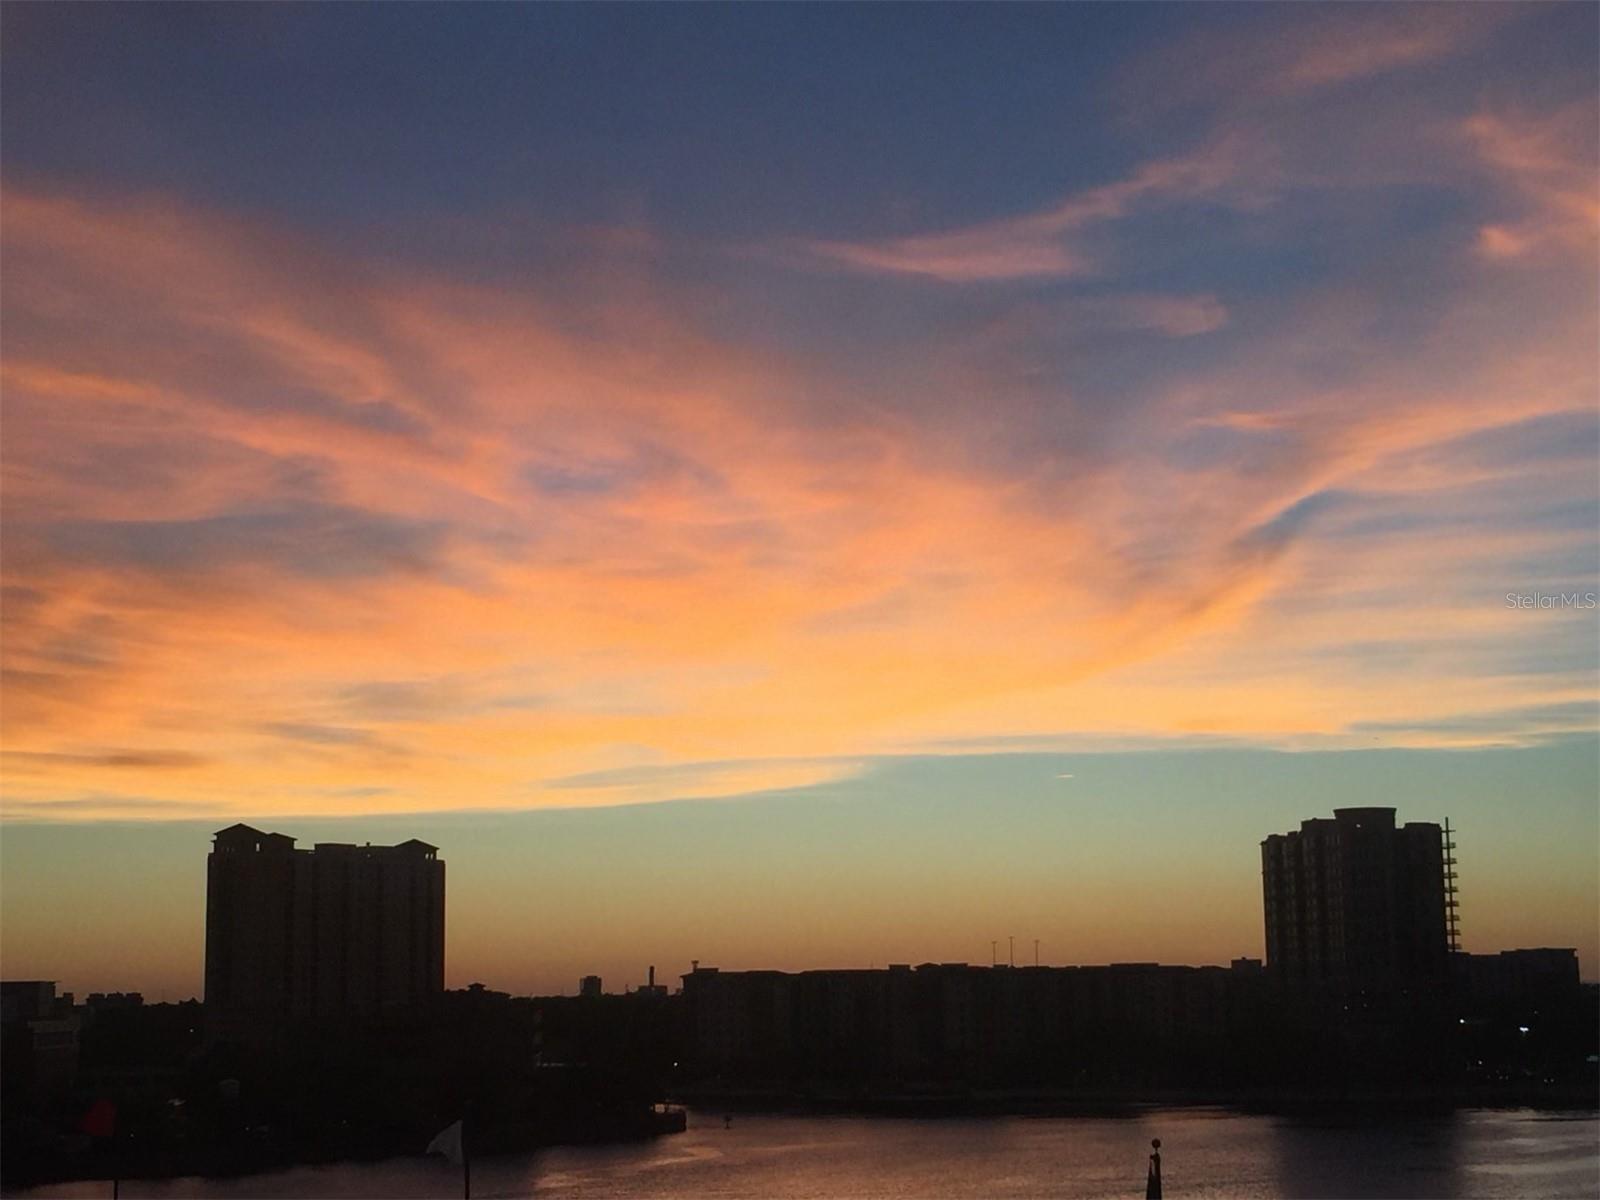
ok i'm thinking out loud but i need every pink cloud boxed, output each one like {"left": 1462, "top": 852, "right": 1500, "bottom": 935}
{"left": 806, "top": 134, "right": 1264, "bottom": 283}
{"left": 1117, "top": 5, "right": 1523, "bottom": 118}
{"left": 1, "top": 174, "right": 1593, "bottom": 820}
{"left": 1464, "top": 103, "right": 1599, "bottom": 262}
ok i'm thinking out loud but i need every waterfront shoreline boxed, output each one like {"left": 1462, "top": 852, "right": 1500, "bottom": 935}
{"left": 672, "top": 1082, "right": 1600, "bottom": 1117}
{"left": 0, "top": 1106, "right": 687, "bottom": 1193}
{"left": 5, "top": 1106, "right": 1596, "bottom": 1200}
{"left": 12, "top": 1091, "right": 1596, "bottom": 1194}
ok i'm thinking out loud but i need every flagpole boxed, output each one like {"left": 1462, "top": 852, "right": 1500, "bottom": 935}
{"left": 462, "top": 1119, "right": 471, "bottom": 1200}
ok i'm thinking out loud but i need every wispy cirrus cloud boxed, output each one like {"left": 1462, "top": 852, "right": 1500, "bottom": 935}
{"left": 806, "top": 5, "right": 1545, "bottom": 291}
{"left": 806, "top": 134, "right": 1266, "bottom": 283}
{"left": 2, "top": 160, "right": 1592, "bottom": 819}
{"left": 1117, "top": 3, "right": 1526, "bottom": 115}
{"left": 1466, "top": 102, "right": 1600, "bottom": 262}
{"left": 546, "top": 755, "right": 870, "bottom": 805}
{"left": 0, "top": 794, "right": 222, "bottom": 820}
{"left": 2, "top": 750, "right": 211, "bottom": 772}
{"left": 1, "top": 8, "right": 1594, "bottom": 823}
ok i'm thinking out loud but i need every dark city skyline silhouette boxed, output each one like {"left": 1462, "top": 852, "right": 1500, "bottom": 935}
{"left": 6, "top": 803, "right": 1594, "bottom": 1192}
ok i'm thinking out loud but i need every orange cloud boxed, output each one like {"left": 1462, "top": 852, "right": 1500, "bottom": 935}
{"left": 1, "top": 165, "right": 1594, "bottom": 821}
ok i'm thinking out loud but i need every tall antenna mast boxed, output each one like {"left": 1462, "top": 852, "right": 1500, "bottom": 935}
{"left": 1442, "top": 818, "right": 1461, "bottom": 953}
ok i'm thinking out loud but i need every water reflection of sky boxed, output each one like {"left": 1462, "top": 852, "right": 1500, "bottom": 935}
{"left": 12, "top": 1108, "right": 1597, "bottom": 1199}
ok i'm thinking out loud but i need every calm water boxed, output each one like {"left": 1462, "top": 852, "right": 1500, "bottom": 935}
{"left": 13, "top": 1108, "right": 1599, "bottom": 1199}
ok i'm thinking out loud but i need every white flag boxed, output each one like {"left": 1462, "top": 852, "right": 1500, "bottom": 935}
{"left": 427, "top": 1118, "right": 464, "bottom": 1166}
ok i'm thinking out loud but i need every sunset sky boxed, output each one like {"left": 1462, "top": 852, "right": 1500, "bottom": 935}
{"left": 2, "top": 4, "right": 1596, "bottom": 999}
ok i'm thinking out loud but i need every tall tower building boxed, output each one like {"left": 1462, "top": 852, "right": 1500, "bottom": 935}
{"left": 1261, "top": 807, "right": 1448, "bottom": 996}
{"left": 204, "top": 825, "right": 444, "bottom": 1036}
